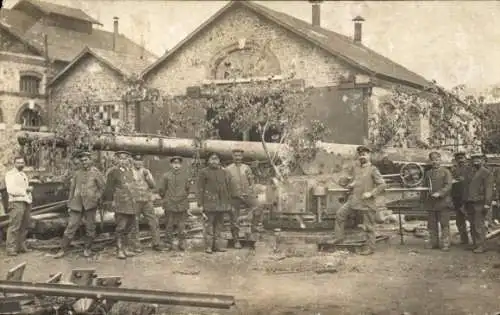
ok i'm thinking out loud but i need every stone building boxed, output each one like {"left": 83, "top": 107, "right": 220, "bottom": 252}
{"left": 140, "top": 1, "right": 432, "bottom": 146}
{"left": 0, "top": 0, "right": 156, "bottom": 169}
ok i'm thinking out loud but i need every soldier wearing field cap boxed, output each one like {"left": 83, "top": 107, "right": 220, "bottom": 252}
{"left": 102, "top": 151, "right": 138, "bottom": 259}
{"left": 464, "top": 151, "right": 493, "bottom": 253}
{"left": 423, "top": 151, "right": 453, "bottom": 251}
{"left": 129, "top": 154, "right": 164, "bottom": 253}
{"left": 158, "top": 156, "right": 192, "bottom": 251}
{"left": 332, "top": 145, "right": 386, "bottom": 255}
{"left": 197, "top": 151, "right": 234, "bottom": 254}
{"left": 451, "top": 151, "right": 470, "bottom": 245}
{"left": 225, "top": 147, "right": 260, "bottom": 249}
{"left": 54, "top": 151, "right": 105, "bottom": 259}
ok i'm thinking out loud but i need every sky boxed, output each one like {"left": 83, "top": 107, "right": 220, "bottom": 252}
{"left": 4, "top": 0, "right": 500, "bottom": 91}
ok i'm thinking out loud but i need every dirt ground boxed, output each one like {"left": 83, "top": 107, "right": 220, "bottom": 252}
{"left": 2, "top": 225, "right": 500, "bottom": 315}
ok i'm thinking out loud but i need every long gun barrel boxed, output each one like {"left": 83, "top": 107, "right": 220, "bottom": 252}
{"left": 0, "top": 280, "right": 236, "bottom": 309}
{"left": 17, "top": 131, "right": 452, "bottom": 163}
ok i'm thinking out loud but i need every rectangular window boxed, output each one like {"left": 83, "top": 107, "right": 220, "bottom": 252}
{"left": 19, "top": 76, "right": 41, "bottom": 95}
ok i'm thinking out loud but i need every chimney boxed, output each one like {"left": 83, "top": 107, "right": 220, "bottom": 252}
{"left": 113, "top": 17, "right": 119, "bottom": 51}
{"left": 352, "top": 16, "right": 365, "bottom": 43}
{"left": 309, "top": 0, "right": 323, "bottom": 27}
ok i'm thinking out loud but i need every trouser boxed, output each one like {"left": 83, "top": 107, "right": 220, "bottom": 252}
{"left": 230, "top": 195, "right": 261, "bottom": 239}
{"left": 115, "top": 213, "right": 137, "bottom": 248}
{"left": 62, "top": 208, "right": 97, "bottom": 249}
{"left": 165, "top": 211, "right": 187, "bottom": 245}
{"left": 453, "top": 201, "right": 468, "bottom": 243}
{"left": 204, "top": 212, "right": 226, "bottom": 250}
{"left": 334, "top": 204, "right": 376, "bottom": 250}
{"left": 130, "top": 201, "right": 161, "bottom": 248}
{"left": 6, "top": 202, "right": 31, "bottom": 252}
{"left": 427, "top": 209, "right": 451, "bottom": 247}
{"left": 465, "top": 201, "right": 487, "bottom": 248}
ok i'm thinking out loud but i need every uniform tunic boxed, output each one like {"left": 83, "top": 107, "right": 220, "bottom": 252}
{"left": 197, "top": 167, "right": 233, "bottom": 212}
{"left": 103, "top": 166, "right": 136, "bottom": 214}
{"left": 158, "top": 169, "right": 191, "bottom": 212}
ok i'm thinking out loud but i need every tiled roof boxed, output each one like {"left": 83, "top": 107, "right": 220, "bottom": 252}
{"left": 12, "top": 0, "right": 102, "bottom": 25}
{"left": 48, "top": 47, "right": 157, "bottom": 86}
{"left": 142, "top": 1, "right": 430, "bottom": 88}
{"left": 0, "top": 8, "right": 157, "bottom": 63}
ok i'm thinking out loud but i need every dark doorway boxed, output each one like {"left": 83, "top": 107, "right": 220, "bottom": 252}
{"left": 206, "top": 108, "right": 242, "bottom": 140}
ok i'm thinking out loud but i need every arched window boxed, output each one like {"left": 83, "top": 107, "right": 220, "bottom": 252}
{"left": 19, "top": 75, "right": 41, "bottom": 95}
{"left": 19, "top": 108, "right": 42, "bottom": 128}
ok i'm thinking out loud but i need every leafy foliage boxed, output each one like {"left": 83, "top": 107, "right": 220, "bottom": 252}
{"left": 367, "top": 82, "right": 500, "bottom": 153}
{"left": 149, "top": 77, "right": 329, "bottom": 181}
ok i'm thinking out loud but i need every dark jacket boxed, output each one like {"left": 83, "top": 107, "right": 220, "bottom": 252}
{"left": 423, "top": 166, "right": 453, "bottom": 209}
{"left": 158, "top": 169, "right": 192, "bottom": 212}
{"left": 67, "top": 166, "right": 105, "bottom": 211}
{"left": 451, "top": 163, "right": 469, "bottom": 204}
{"left": 102, "top": 166, "right": 136, "bottom": 214}
{"left": 197, "top": 166, "right": 233, "bottom": 212}
{"left": 464, "top": 166, "right": 493, "bottom": 204}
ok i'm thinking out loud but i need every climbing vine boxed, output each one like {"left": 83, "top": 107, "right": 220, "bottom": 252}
{"left": 368, "top": 82, "right": 500, "bottom": 153}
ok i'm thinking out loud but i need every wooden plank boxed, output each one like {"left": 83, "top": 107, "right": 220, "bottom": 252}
{"left": 317, "top": 235, "right": 390, "bottom": 253}
{"left": 6, "top": 263, "right": 26, "bottom": 281}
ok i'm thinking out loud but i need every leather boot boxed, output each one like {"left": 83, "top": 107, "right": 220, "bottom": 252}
{"left": 54, "top": 236, "right": 71, "bottom": 259}
{"left": 116, "top": 237, "right": 127, "bottom": 260}
{"left": 123, "top": 237, "right": 135, "bottom": 257}
{"left": 177, "top": 238, "right": 186, "bottom": 251}
{"left": 231, "top": 230, "right": 241, "bottom": 249}
{"left": 83, "top": 237, "right": 93, "bottom": 257}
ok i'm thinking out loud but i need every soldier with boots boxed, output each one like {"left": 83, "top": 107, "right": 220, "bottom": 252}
{"left": 158, "top": 156, "right": 192, "bottom": 251}
{"left": 226, "top": 148, "right": 260, "bottom": 249}
{"left": 423, "top": 151, "right": 453, "bottom": 251}
{"left": 464, "top": 152, "right": 493, "bottom": 253}
{"left": 198, "top": 152, "right": 234, "bottom": 254}
{"left": 103, "top": 151, "right": 137, "bottom": 260}
{"left": 451, "top": 151, "right": 470, "bottom": 246}
{"left": 331, "top": 146, "right": 386, "bottom": 255}
{"left": 4, "top": 156, "right": 33, "bottom": 256}
{"left": 54, "top": 151, "right": 105, "bottom": 259}
{"left": 129, "top": 154, "right": 165, "bottom": 253}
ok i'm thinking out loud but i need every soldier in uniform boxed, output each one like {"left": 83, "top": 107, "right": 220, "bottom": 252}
{"left": 332, "top": 145, "right": 386, "bottom": 255}
{"left": 102, "top": 151, "right": 137, "bottom": 259}
{"left": 129, "top": 154, "right": 164, "bottom": 252}
{"left": 423, "top": 151, "right": 453, "bottom": 251}
{"left": 54, "top": 151, "right": 105, "bottom": 258}
{"left": 451, "top": 151, "right": 470, "bottom": 246}
{"left": 225, "top": 148, "right": 260, "bottom": 249}
{"left": 158, "top": 156, "right": 192, "bottom": 251}
{"left": 464, "top": 152, "right": 493, "bottom": 253}
{"left": 197, "top": 152, "right": 234, "bottom": 254}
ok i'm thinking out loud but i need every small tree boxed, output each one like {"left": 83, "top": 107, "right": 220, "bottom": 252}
{"left": 368, "top": 82, "right": 492, "bottom": 153}
{"left": 152, "top": 77, "right": 329, "bottom": 182}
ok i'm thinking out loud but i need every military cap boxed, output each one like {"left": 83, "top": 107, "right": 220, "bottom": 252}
{"left": 232, "top": 148, "right": 244, "bottom": 153}
{"left": 77, "top": 151, "right": 92, "bottom": 159}
{"left": 132, "top": 154, "right": 143, "bottom": 161}
{"left": 454, "top": 151, "right": 466, "bottom": 158}
{"left": 470, "top": 151, "right": 484, "bottom": 159}
{"left": 114, "top": 151, "right": 131, "bottom": 158}
{"left": 170, "top": 156, "right": 183, "bottom": 163}
{"left": 207, "top": 151, "right": 220, "bottom": 159}
{"left": 356, "top": 145, "right": 371, "bottom": 154}
{"left": 428, "top": 151, "right": 441, "bottom": 159}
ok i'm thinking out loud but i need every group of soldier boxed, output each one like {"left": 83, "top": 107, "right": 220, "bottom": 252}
{"left": 331, "top": 145, "right": 496, "bottom": 255}
{"left": 3, "top": 148, "right": 260, "bottom": 259}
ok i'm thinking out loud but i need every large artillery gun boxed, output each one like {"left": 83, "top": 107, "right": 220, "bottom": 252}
{"left": 17, "top": 131, "right": 451, "bottom": 231}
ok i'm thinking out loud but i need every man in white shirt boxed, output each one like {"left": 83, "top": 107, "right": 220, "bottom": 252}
{"left": 4, "top": 156, "right": 33, "bottom": 256}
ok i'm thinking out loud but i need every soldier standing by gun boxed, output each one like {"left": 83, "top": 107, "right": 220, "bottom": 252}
{"left": 331, "top": 146, "right": 386, "bottom": 256}
{"left": 129, "top": 154, "right": 165, "bottom": 253}
{"left": 102, "top": 151, "right": 137, "bottom": 260}
{"left": 464, "top": 152, "right": 493, "bottom": 253}
{"left": 54, "top": 151, "right": 105, "bottom": 258}
{"left": 451, "top": 151, "right": 470, "bottom": 246}
{"left": 226, "top": 148, "right": 260, "bottom": 249}
{"left": 197, "top": 152, "right": 234, "bottom": 254}
{"left": 423, "top": 151, "right": 453, "bottom": 251}
{"left": 4, "top": 156, "right": 33, "bottom": 256}
{"left": 157, "top": 156, "right": 192, "bottom": 251}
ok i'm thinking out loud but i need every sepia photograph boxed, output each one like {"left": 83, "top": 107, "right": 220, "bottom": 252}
{"left": 0, "top": 0, "right": 499, "bottom": 314}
